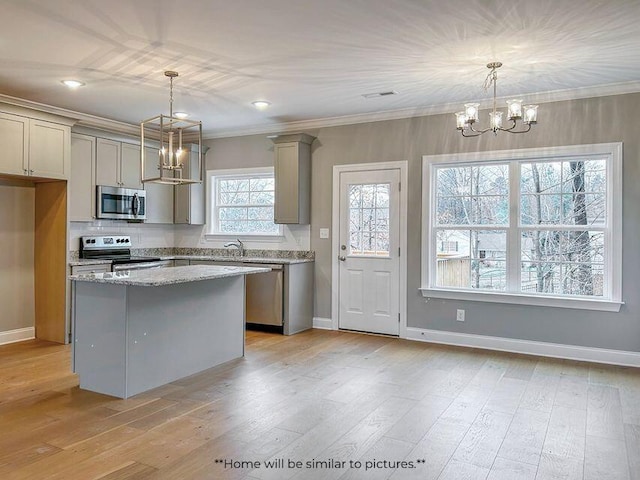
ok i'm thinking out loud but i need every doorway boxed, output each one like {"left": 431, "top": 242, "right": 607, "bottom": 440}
{"left": 332, "top": 162, "right": 407, "bottom": 336}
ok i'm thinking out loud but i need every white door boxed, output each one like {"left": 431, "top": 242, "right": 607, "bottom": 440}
{"left": 338, "top": 169, "right": 400, "bottom": 335}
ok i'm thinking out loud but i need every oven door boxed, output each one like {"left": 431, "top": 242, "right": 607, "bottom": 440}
{"left": 112, "top": 260, "right": 173, "bottom": 272}
{"left": 96, "top": 186, "right": 146, "bottom": 220}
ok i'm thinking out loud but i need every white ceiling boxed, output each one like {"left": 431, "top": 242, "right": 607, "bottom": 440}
{"left": 2, "top": 0, "right": 640, "bottom": 137}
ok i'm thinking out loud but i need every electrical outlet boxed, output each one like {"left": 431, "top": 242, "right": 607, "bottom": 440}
{"left": 456, "top": 309, "right": 465, "bottom": 322}
{"left": 319, "top": 228, "right": 330, "bottom": 239}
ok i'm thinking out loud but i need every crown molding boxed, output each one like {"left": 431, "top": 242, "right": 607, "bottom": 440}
{"left": 204, "top": 80, "right": 640, "bottom": 139}
{"left": 0, "top": 93, "right": 139, "bottom": 136}
{"left": 4, "top": 80, "right": 640, "bottom": 141}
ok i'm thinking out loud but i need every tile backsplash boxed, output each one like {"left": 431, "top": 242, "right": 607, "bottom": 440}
{"left": 69, "top": 221, "right": 175, "bottom": 251}
{"left": 69, "top": 222, "right": 311, "bottom": 252}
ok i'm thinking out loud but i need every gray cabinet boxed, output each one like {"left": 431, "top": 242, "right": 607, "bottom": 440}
{"left": 272, "top": 133, "right": 314, "bottom": 224}
{"left": 69, "top": 134, "right": 96, "bottom": 221}
{"left": 0, "top": 111, "right": 28, "bottom": 176}
{"left": 96, "top": 138, "right": 142, "bottom": 188}
{"left": 174, "top": 145, "right": 207, "bottom": 225}
{"left": 143, "top": 146, "right": 174, "bottom": 224}
{"left": 28, "top": 120, "right": 71, "bottom": 179}
{"left": 0, "top": 111, "right": 70, "bottom": 179}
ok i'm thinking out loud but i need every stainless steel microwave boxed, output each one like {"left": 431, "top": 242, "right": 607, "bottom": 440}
{"left": 96, "top": 186, "right": 146, "bottom": 220}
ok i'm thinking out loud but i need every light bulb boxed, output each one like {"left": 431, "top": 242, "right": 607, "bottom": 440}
{"left": 489, "top": 111, "right": 503, "bottom": 130}
{"left": 464, "top": 103, "right": 480, "bottom": 123}
{"left": 506, "top": 99, "right": 523, "bottom": 119}
{"left": 523, "top": 105, "right": 538, "bottom": 124}
{"left": 455, "top": 112, "right": 468, "bottom": 130}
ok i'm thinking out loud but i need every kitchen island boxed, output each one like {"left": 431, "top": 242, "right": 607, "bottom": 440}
{"left": 69, "top": 265, "right": 269, "bottom": 398}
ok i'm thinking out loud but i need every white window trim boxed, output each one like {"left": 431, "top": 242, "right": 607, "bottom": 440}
{"left": 205, "top": 167, "right": 284, "bottom": 238}
{"left": 421, "top": 142, "right": 623, "bottom": 312}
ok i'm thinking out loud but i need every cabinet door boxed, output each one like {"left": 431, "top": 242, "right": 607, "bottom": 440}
{"left": 274, "top": 142, "right": 300, "bottom": 223}
{"left": 120, "top": 143, "right": 142, "bottom": 189}
{"left": 174, "top": 148, "right": 205, "bottom": 224}
{"left": 70, "top": 134, "right": 96, "bottom": 221}
{"left": 144, "top": 146, "right": 174, "bottom": 223}
{"left": 29, "top": 120, "right": 70, "bottom": 179}
{"left": 96, "top": 138, "right": 120, "bottom": 186}
{"left": 0, "top": 112, "right": 29, "bottom": 176}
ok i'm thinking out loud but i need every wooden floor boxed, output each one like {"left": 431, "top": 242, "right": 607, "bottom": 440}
{"left": 1, "top": 330, "right": 639, "bottom": 480}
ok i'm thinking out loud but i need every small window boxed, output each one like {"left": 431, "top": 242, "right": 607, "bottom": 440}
{"left": 208, "top": 168, "right": 282, "bottom": 236}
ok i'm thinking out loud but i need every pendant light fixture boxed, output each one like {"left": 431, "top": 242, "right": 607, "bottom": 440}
{"left": 141, "top": 71, "right": 203, "bottom": 185}
{"left": 455, "top": 62, "right": 538, "bottom": 137}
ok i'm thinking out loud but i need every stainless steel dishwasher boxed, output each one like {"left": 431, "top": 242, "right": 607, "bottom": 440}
{"left": 243, "top": 263, "right": 284, "bottom": 328}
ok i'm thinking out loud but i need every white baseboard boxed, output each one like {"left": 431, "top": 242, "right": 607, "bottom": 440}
{"left": 405, "top": 327, "right": 640, "bottom": 368}
{"left": 0, "top": 327, "right": 35, "bottom": 346}
{"left": 313, "top": 317, "right": 334, "bottom": 330}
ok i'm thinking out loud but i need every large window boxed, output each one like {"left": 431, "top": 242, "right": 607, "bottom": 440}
{"left": 208, "top": 168, "right": 282, "bottom": 236}
{"left": 421, "top": 143, "right": 622, "bottom": 311}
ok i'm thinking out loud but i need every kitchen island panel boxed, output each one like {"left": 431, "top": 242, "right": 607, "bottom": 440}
{"left": 126, "top": 276, "right": 245, "bottom": 397}
{"left": 73, "top": 275, "right": 246, "bottom": 398}
{"left": 74, "top": 282, "right": 128, "bottom": 397}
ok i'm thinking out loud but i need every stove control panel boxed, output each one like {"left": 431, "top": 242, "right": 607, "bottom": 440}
{"left": 81, "top": 235, "right": 132, "bottom": 250}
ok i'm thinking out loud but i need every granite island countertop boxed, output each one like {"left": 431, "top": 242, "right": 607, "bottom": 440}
{"left": 69, "top": 264, "right": 270, "bottom": 286}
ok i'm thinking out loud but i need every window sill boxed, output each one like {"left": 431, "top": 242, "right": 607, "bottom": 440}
{"left": 204, "top": 232, "right": 285, "bottom": 242}
{"left": 419, "top": 288, "right": 623, "bottom": 312}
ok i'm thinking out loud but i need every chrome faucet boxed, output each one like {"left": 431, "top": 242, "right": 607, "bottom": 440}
{"left": 224, "top": 239, "right": 244, "bottom": 257}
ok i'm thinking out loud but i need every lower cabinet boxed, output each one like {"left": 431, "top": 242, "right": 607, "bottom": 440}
{"left": 188, "top": 260, "right": 313, "bottom": 335}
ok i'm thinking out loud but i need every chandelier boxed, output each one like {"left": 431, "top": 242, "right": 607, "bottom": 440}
{"left": 141, "top": 71, "right": 203, "bottom": 185}
{"left": 455, "top": 62, "right": 538, "bottom": 137}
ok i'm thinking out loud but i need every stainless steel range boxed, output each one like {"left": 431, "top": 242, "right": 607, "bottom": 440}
{"left": 80, "top": 235, "right": 172, "bottom": 271}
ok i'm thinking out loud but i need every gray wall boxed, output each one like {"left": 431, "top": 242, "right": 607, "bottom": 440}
{"left": 208, "top": 92, "right": 640, "bottom": 353}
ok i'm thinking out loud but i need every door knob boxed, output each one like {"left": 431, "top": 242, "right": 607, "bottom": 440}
{"left": 338, "top": 255, "right": 346, "bottom": 261}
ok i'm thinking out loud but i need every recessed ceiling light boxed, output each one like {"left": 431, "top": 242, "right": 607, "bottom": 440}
{"left": 252, "top": 100, "right": 271, "bottom": 110}
{"left": 61, "top": 79, "right": 85, "bottom": 88}
{"left": 174, "top": 111, "right": 189, "bottom": 119}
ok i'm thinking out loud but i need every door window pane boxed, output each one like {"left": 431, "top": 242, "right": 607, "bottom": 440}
{"left": 348, "top": 183, "right": 390, "bottom": 256}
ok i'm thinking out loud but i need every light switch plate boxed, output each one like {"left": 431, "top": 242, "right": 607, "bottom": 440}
{"left": 319, "top": 228, "right": 330, "bottom": 239}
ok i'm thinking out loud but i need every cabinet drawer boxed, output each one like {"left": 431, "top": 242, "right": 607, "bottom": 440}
{"left": 71, "top": 264, "right": 111, "bottom": 275}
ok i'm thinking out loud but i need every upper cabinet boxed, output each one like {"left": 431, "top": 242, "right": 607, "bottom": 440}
{"left": 174, "top": 145, "right": 207, "bottom": 225}
{"left": 29, "top": 120, "right": 70, "bottom": 179}
{"left": 95, "top": 138, "right": 142, "bottom": 189}
{"left": 71, "top": 134, "right": 175, "bottom": 223}
{"left": 0, "top": 111, "right": 70, "bottom": 180}
{"left": 144, "top": 146, "right": 174, "bottom": 224}
{"left": 69, "top": 134, "right": 96, "bottom": 221}
{"left": 0, "top": 112, "right": 29, "bottom": 176}
{"left": 272, "top": 133, "right": 315, "bottom": 224}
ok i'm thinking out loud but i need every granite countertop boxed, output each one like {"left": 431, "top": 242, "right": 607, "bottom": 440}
{"left": 70, "top": 255, "right": 314, "bottom": 267}
{"left": 69, "top": 265, "right": 270, "bottom": 286}
{"left": 70, "top": 248, "right": 314, "bottom": 266}
{"left": 167, "top": 255, "right": 314, "bottom": 265}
